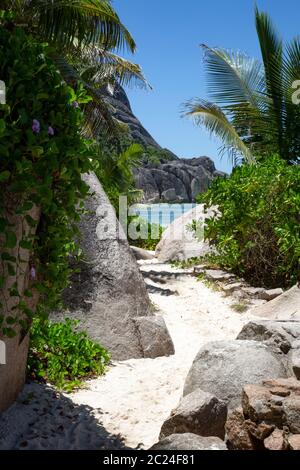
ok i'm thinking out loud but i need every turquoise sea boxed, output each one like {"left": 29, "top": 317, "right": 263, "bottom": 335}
{"left": 130, "top": 203, "right": 197, "bottom": 228}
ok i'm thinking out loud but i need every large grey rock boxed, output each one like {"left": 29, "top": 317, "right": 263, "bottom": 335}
{"left": 52, "top": 173, "right": 174, "bottom": 360}
{"left": 101, "top": 84, "right": 165, "bottom": 152}
{"left": 183, "top": 340, "right": 287, "bottom": 409}
{"left": 155, "top": 205, "right": 213, "bottom": 262}
{"left": 160, "top": 389, "right": 227, "bottom": 440}
{"left": 130, "top": 246, "right": 155, "bottom": 261}
{"left": 151, "top": 433, "right": 227, "bottom": 450}
{"left": 133, "top": 316, "right": 174, "bottom": 358}
{"left": 237, "top": 320, "right": 300, "bottom": 354}
{"left": 135, "top": 157, "right": 225, "bottom": 203}
{"left": 251, "top": 285, "right": 300, "bottom": 321}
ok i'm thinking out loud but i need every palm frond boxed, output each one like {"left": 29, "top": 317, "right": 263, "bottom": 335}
{"left": 255, "top": 7, "right": 284, "bottom": 151}
{"left": 201, "top": 45, "right": 265, "bottom": 109}
{"left": 184, "top": 99, "right": 256, "bottom": 165}
{"left": 78, "top": 47, "right": 149, "bottom": 89}
{"left": 16, "top": 0, "right": 136, "bottom": 53}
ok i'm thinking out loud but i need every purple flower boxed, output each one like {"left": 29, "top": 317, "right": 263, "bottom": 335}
{"left": 30, "top": 267, "right": 36, "bottom": 280}
{"left": 32, "top": 119, "right": 40, "bottom": 134}
{"left": 71, "top": 100, "right": 79, "bottom": 108}
{"left": 48, "top": 126, "right": 55, "bottom": 136}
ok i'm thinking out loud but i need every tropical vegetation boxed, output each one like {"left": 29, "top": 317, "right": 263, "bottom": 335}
{"left": 197, "top": 156, "right": 300, "bottom": 288}
{"left": 28, "top": 317, "right": 110, "bottom": 391}
{"left": 0, "top": 1, "right": 144, "bottom": 385}
{"left": 185, "top": 7, "right": 300, "bottom": 165}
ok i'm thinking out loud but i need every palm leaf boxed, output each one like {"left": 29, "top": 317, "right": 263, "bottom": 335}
{"left": 201, "top": 45, "right": 265, "bottom": 109}
{"left": 184, "top": 99, "right": 256, "bottom": 165}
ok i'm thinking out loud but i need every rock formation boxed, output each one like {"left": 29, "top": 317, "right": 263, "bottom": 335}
{"left": 226, "top": 378, "right": 300, "bottom": 450}
{"left": 183, "top": 340, "right": 287, "bottom": 409}
{"left": 51, "top": 173, "right": 174, "bottom": 361}
{"left": 159, "top": 389, "right": 227, "bottom": 440}
{"left": 102, "top": 85, "right": 226, "bottom": 203}
{"left": 134, "top": 157, "right": 226, "bottom": 203}
{"left": 155, "top": 205, "right": 213, "bottom": 262}
{"left": 102, "top": 84, "right": 176, "bottom": 158}
{"left": 251, "top": 284, "right": 300, "bottom": 321}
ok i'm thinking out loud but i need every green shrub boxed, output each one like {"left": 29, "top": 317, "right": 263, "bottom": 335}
{"left": 0, "top": 25, "right": 96, "bottom": 334}
{"left": 197, "top": 156, "right": 300, "bottom": 288}
{"left": 28, "top": 318, "right": 110, "bottom": 392}
{"left": 128, "top": 216, "right": 164, "bottom": 251}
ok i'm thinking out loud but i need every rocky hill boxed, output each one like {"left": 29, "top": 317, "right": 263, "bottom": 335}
{"left": 134, "top": 157, "right": 226, "bottom": 203}
{"left": 103, "top": 85, "right": 225, "bottom": 202}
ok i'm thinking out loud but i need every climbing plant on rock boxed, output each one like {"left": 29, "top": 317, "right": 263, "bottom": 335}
{"left": 0, "top": 22, "right": 96, "bottom": 337}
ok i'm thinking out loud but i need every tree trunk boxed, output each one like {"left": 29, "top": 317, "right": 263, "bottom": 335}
{"left": 0, "top": 193, "right": 40, "bottom": 412}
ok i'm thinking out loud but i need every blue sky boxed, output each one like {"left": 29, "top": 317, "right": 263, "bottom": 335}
{"left": 113, "top": 0, "right": 300, "bottom": 172}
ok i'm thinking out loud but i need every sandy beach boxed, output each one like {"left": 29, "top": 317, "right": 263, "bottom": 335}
{"left": 0, "top": 259, "right": 253, "bottom": 450}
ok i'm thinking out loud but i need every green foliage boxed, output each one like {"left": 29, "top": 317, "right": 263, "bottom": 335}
{"left": 28, "top": 318, "right": 110, "bottom": 392}
{"left": 197, "top": 156, "right": 300, "bottom": 288}
{"left": 95, "top": 140, "right": 144, "bottom": 213}
{"left": 184, "top": 8, "right": 300, "bottom": 165}
{"left": 128, "top": 217, "right": 164, "bottom": 251}
{"left": 141, "top": 146, "right": 177, "bottom": 164}
{"left": 0, "top": 26, "right": 96, "bottom": 334}
{"left": 2, "top": 2, "right": 146, "bottom": 138}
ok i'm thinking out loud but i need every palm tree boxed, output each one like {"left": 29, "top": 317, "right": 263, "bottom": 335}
{"left": 184, "top": 7, "right": 300, "bottom": 165}
{"left": 3, "top": 0, "right": 147, "bottom": 134}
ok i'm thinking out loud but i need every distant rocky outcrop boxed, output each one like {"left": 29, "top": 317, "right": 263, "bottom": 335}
{"left": 183, "top": 340, "right": 287, "bottom": 409}
{"left": 134, "top": 157, "right": 226, "bottom": 203}
{"left": 102, "top": 84, "right": 177, "bottom": 160}
{"left": 102, "top": 85, "right": 226, "bottom": 203}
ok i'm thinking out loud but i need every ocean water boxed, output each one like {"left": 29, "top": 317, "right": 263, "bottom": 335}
{"left": 130, "top": 203, "right": 197, "bottom": 228}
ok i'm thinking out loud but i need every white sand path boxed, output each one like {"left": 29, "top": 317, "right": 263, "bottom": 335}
{"left": 69, "top": 260, "right": 252, "bottom": 449}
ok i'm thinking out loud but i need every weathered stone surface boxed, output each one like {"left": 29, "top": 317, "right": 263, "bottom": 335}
{"left": 133, "top": 316, "right": 175, "bottom": 358}
{"left": 52, "top": 173, "right": 174, "bottom": 360}
{"left": 155, "top": 205, "right": 214, "bottom": 262}
{"left": 242, "top": 384, "right": 283, "bottom": 426}
{"left": 205, "top": 269, "right": 235, "bottom": 282}
{"left": 226, "top": 377, "right": 300, "bottom": 451}
{"left": 241, "top": 287, "right": 265, "bottom": 297}
{"left": 135, "top": 157, "right": 225, "bottom": 203}
{"left": 251, "top": 285, "right": 300, "bottom": 321}
{"left": 183, "top": 340, "right": 287, "bottom": 409}
{"left": 0, "top": 334, "right": 29, "bottom": 413}
{"left": 222, "top": 282, "right": 244, "bottom": 295}
{"left": 236, "top": 320, "right": 298, "bottom": 354}
{"left": 288, "top": 434, "right": 300, "bottom": 450}
{"left": 290, "top": 348, "right": 300, "bottom": 380}
{"left": 225, "top": 408, "right": 255, "bottom": 450}
{"left": 130, "top": 246, "right": 155, "bottom": 261}
{"left": 151, "top": 433, "right": 227, "bottom": 450}
{"left": 161, "top": 188, "right": 178, "bottom": 202}
{"left": 245, "top": 420, "right": 274, "bottom": 441}
{"left": 101, "top": 84, "right": 166, "bottom": 152}
{"left": 263, "top": 377, "right": 300, "bottom": 394}
{"left": 160, "top": 389, "right": 227, "bottom": 440}
{"left": 282, "top": 397, "right": 300, "bottom": 433}
{"left": 264, "top": 429, "right": 287, "bottom": 450}
{"left": 259, "top": 288, "right": 284, "bottom": 301}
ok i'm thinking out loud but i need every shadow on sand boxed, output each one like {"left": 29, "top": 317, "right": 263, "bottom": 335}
{"left": 0, "top": 381, "right": 131, "bottom": 450}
